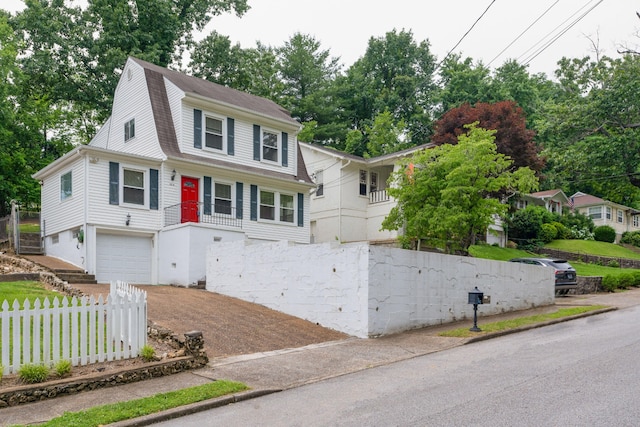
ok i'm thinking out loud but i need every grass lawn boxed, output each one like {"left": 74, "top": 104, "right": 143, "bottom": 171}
{"left": 439, "top": 305, "right": 608, "bottom": 338}
{"left": 1, "top": 281, "right": 62, "bottom": 307}
{"left": 40, "top": 380, "right": 249, "bottom": 427}
{"left": 544, "top": 239, "right": 640, "bottom": 260}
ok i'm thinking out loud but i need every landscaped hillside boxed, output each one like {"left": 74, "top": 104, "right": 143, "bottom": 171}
{"left": 544, "top": 240, "right": 640, "bottom": 260}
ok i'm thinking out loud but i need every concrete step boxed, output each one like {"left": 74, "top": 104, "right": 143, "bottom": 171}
{"left": 55, "top": 271, "right": 98, "bottom": 284}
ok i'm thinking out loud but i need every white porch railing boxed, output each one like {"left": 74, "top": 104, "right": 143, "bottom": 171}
{"left": 1, "top": 282, "right": 147, "bottom": 375}
{"left": 369, "top": 189, "right": 391, "bottom": 204}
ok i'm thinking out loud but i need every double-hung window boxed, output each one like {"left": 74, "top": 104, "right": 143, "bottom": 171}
{"left": 315, "top": 170, "right": 324, "bottom": 197}
{"left": 262, "top": 130, "right": 279, "bottom": 162}
{"left": 618, "top": 210, "right": 624, "bottom": 223}
{"left": 259, "top": 190, "right": 295, "bottom": 223}
{"left": 635, "top": 216, "right": 640, "bottom": 228}
{"left": 123, "top": 169, "right": 144, "bottom": 205}
{"left": 205, "top": 116, "right": 223, "bottom": 150}
{"left": 124, "top": 118, "right": 135, "bottom": 141}
{"left": 214, "top": 182, "right": 232, "bottom": 215}
{"left": 588, "top": 206, "right": 602, "bottom": 220}
{"left": 605, "top": 206, "right": 612, "bottom": 220}
{"left": 359, "top": 170, "right": 367, "bottom": 196}
{"left": 60, "top": 171, "right": 72, "bottom": 201}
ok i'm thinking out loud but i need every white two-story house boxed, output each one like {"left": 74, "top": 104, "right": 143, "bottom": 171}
{"left": 33, "top": 57, "right": 314, "bottom": 285}
{"left": 299, "top": 142, "right": 432, "bottom": 244}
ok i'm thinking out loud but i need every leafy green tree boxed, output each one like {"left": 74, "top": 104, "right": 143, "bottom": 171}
{"left": 382, "top": 124, "right": 538, "bottom": 253}
{"left": 365, "top": 110, "right": 409, "bottom": 157}
{"left": 338, "top": 29, "right": 437, "bottom": 151}
{"left": 436, "top": 55, "right": 494, "bottom": 114}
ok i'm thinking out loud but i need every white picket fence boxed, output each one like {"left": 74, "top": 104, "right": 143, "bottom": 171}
{"left": 1, "top": 281, "right": 147, "bottom": 375}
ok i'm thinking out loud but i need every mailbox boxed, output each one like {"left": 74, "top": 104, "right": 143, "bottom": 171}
{"left": 468, "top": 287, "right": 484, "bottom": 305}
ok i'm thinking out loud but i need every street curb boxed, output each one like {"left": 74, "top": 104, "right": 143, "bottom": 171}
{"left": 465, "top": 307, "right": 618, "bottom": 344}
{"left": 107, "top": 389, "right": 281, "bottom": 427}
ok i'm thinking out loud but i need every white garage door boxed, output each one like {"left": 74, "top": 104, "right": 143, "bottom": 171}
{"left": 96, "top": 233, "right": 152, "bottom": 284}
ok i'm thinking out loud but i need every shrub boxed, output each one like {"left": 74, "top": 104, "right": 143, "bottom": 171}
{"left": 18, "top": 364, "right": 50, "bottom": 384}
{"left": 621, "top": 231, "right": 640, "bottom": 247}
{"left": 594, "top": 225, "right": 616, "bottom": 243}
{"left": 539, "top": 223, "right": 558, "bottom": 243}
{"left": 140, "top": 345, "right": 156, "bottom": 362}
{"left": 617, "top": 273, "right": 635, "bottom": 289}
{"left": 54, "top": 360, "right": 72, "bottom": 377}
{"left": 606, "top": 259, "right": 620, "bottom": 268}
{"left": 550, "top": 221, "right": 571, "bottom": 239}
{"left": 601, "top": 275, "right": 619, "bottom": 292}
{"left": 632, "top": 271, "right": 640, "bottom": 287}
{"left": 0, "top": 365, "right": 3, "bottom": 383}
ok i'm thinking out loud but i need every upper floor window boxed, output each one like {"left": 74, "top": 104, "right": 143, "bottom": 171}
{"left": 315, "top": 170, "right": 324, "bottom": 197}
{"left": 60, "top": 171, "right": 72, "bottom": 201}
{"left": 124, "top": 118, "right": 135, "bottom": 141}
{"left": 205, "top": 116, "right": 223, "bottom": 150}
{"left": 359, "top": 170, "right": 367, "bottom": 196}
{"left": 262, "top": 130, "right": 279, "bottom": 162}
{"left": 588, "top": 206, "right": 602, "bottom": 220}
{"left": 123, "top": 169, "right": 144, "bottom": 205}
{"left": 618, "top": 209, "right": 624, "bottom": 223}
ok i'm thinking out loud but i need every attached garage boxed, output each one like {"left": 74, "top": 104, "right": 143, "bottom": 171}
{"left": 96, "top": 233, "right": 153, "bottom": 284}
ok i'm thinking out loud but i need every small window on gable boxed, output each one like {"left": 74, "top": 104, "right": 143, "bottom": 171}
{"left": 262, "top": 130, "right": 278, "bottom": 162}
{"left": 124, "top": 118, "right": 135, "bottom": 141}
{"left": 123, "top": 169, "right": 144, "bottom": 205}
{"left": 359, "top": 170, "right": 367, "bottom": 196}
{"left": 60, "top": 171, "right": 72, "bottom": 201}
{"left": 205, "top": 116, "right": 223, "bottom": 150}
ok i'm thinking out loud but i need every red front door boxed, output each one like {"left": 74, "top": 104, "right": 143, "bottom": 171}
{"left": 181, "top": 177, "right": 199, "bottom": 223}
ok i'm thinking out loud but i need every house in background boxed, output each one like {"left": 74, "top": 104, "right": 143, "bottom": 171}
{"left": 571, "top": 192, "right": 640, "bottom": 242}
{"left": 300, "top": 142, "right": 432, "bottom": 244}
{"left": 516, "top": 189, "right": 570, "bottom": 215}
{"left": 33, "top": 57, "right": 313, "bottom": 285}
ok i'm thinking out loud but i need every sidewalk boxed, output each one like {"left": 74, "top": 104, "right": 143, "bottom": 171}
{"left": 1, "top": 289, "right": 638, "bottom": 427}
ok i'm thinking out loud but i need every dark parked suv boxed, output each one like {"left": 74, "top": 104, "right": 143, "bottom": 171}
{"left": 509, "top": 258, "right": 578, "bottom": 295}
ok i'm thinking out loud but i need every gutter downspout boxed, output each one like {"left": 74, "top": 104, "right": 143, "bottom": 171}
{"left": 339, "top": 159, "right": 352, "bottom": 243}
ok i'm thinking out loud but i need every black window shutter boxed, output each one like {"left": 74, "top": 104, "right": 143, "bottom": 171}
{"left": 150, "top": 169, "right": 159, "bottom": 210}
{"left": 203, "top": 176, "right": 212, "bottom": 215}
{"left": 253, "top": 125, "right": 261, "bottom": 161}
{"left": 297, "top": 193, "right": 304, "bottom": 227}
{"left": 109, "top": 161, "right": 119, "bottom": 205}
{"left": 236, "top": 182, "right": 243, "bottom": 219}
{"left": 194, "top": 109, "right": 202, "bottom": 149}
{"left": 250, "top": 184, "right": 258, "bottom": 221}
{"left": 282, "top": 132, "right": 288, "bottom": 167}
{"left": 227, "top": 117, "right": 235, "bottom": 155}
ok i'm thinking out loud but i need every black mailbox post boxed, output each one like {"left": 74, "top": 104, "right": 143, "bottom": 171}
{"left": 468, "top": 287, "right": 484, "bottom": 332}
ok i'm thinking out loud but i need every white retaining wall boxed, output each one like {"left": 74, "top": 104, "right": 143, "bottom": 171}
{"left": 206, "top": 241, "right": 555, "bottom": 338}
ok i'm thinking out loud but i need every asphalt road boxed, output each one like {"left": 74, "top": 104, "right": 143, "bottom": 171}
{"left": 154, "top": 304, "right": 640, "bottom": 426}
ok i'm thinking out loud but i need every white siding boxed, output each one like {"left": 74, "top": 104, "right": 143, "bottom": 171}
{"left": 105, "top": 60, "right": 164, "bottom": 159}
{"left": 179, "top": 104, "right": 298, "bottom": 177}
{"left": 41, "top": 158, "right": 86, "bottom": 235}
{"left": 89, "top": 117, "right": 111, "bottom": 149}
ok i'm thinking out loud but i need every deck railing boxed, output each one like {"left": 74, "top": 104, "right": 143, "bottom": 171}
{"left": 164, "top": 202, "right": 242, "bottom": 228}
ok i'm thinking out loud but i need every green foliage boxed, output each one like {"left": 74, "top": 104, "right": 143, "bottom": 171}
{"left": 550, "top": 221, "right": 571, "bottom": 239}
{"left": 594, "top": 225, "right": 616, "bottom": 243}
{"left": 365, "top": 110, "right": 409, "bottom": 157}
{"left": 601, "top": 275, "right": 620, "bottom": 292}
{"left": 54, "top": 360, "right": 72, "bottom": 377}
{"left": 545, "top": 240, "right": 640, "bottom": 260}
{"left": 617, "top": 272, "right": 635, "bottom": 289}
{"left": 18, "top": 363, "right": 50, "bottom": 384}
{"left": 539, "top": 223, "right": 558, "bottom": 243}
{"left": 621, "top": 231, "right": 640, "bottom": 247}
{"left": 508, "top": 206, "right": 558, "bottom": 244}
{"left": 140, "top": 345, "right": 156, "bottom": 362}
{"left": 383, "top": 123, "right": 538, "bottom": 253}
{"left": 607, "top": 259, "right": 620, "bottom": 268}
{"left": 42, "top": 380, "right": 249, "bottom": 427}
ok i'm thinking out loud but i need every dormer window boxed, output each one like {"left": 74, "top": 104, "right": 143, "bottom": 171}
{"left": 205, "top": 116, "right": 223, "bottom": 150}
{"left": 124, "top": 118, "right": 135, "bottom": 141}
{"left": 262, "top": 130, "right": 279, "bottom": 162}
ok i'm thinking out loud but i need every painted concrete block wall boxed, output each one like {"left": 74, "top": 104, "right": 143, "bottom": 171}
{"left": 206, "top": 241, "right": 555, "bottom": 338}
{"left": 366, "top": 246, "right": 555, "bottom": 336}
{"left": 207, "top": 240, "right": 370, "bottom": 336}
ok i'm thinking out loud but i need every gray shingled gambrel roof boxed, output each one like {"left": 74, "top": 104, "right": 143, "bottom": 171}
{"left": 131, "top": 57, "right": 298, "bottom": 126}
{"left": 135, "top": 57, "right": 313, "bottom": 185}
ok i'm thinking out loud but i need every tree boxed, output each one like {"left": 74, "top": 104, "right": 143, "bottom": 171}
{"left": 382, "top": 124, "right": 538, "bottom": 254}
{"left": 365, "top": 110, "right": 409, "bottom": 157}
{"left": 337, "top": 29, "right": 437, "bottom": 151}
{"left": 431, "top": 101, "right": 544, "bottom": 174}
{"left": 436, "top": 55, "right": 494, "bottom": 114}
